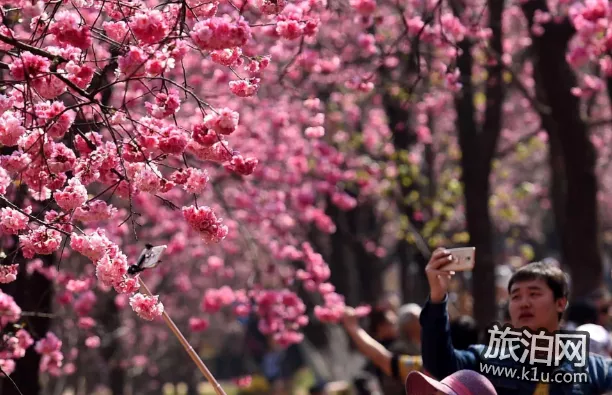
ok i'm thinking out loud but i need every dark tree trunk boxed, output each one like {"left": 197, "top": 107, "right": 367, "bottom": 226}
{"left": 0, "top": 184, "right": 54, "bottom": 395}
{"left": 547, "top": 126, "right": 566, "bottom": 254}
{"left": 0, "top": 255, "right": 53, "bottom": 395}
{"left": 326, "top": 203, "right": 361, "bottom": 307}
{"left": 98, "top": 297, "right": 125, "bottom": 395}
{"left": 303, "top": 201, "right": 384, "bottom": 353}
{"left": 325, "top": 201, "right": 385, "bottom": 306}
{"left": 350, "top": 204, "right": 384, "bottom": 304}
{"left": 521, "top": 0, "right": 603, "bottom": 298}
{"left": 381, "top": 90, "right": 429, "bottom": 304}
{"left": 532, "top": 61, "right": 566, "bottom": 254}
{"left": 452, "top": 0, "right": 504, "bottom": 328}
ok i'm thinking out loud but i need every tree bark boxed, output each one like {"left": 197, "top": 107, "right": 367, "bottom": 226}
{"left": 98, "top": 297, "right": 125, "bottom": 395}
{"left": 350, "top": 203, "right": 384, "bottom": 304}
{"left": 326, "top": 203, "right": 361, "bottom": 307}
{"left": 547, "top": 125, "right": 566, "bottom": 255}
{"left": 521, "top": 0, "right": 603, "bottom": 298}
{"left": 0, "top": 184, "right": 54, "bottom": 395}
{"left": 0, "top": 255, "right": 53, "bottom": 395}
{"left": 381, "top": 90, "right": 429, "bottom": 304}
{"left": 453, "top": 0, "right": 504, "bottom": 329}
{"left": 454, "top": 42, "right": 497, "bottom": 328}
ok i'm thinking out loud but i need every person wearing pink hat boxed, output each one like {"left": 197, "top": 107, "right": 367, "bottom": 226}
{"left": 405, "top": 369, "right": 498, "bottom": 395}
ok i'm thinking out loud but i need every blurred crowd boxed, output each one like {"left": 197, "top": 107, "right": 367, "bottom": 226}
{"left": 337, "top": 294, "right": 480, "bottom": 395}
{"left": 213, "top": 257, "right": 612, "bottom": 395}
{"left": 332, "top": 258, "right": 612, "bottom": 395}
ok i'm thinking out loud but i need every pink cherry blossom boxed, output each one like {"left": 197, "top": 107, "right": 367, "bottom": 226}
{"left": 188, "top": 317, "right": 210, "bottom": 332}
{"left": 55, "top": 178, "right": 88, "bottom": 211}
{"left": 182, "top": 205, "right": 228, "bottom": 243}
{"left": 129, "top": 293, "right": 164, "bottom": 321}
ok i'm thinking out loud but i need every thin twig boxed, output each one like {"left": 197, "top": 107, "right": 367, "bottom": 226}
{"left": 0, "top": 366, "right": 24, "bottom": 395}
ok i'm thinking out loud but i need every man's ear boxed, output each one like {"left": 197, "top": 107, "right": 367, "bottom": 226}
{"left": 556, "top": 297, "right": 568, "bottom": 314}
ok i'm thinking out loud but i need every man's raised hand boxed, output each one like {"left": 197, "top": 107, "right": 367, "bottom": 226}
{"left": 425, "top": 247, "right": 455, "bottom": 303}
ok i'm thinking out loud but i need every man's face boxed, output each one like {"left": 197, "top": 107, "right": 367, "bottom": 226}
{"left": 508, "top": 278, "right": 566, "bottom": 332}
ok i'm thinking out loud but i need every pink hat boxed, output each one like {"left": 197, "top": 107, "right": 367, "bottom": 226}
{"left": 405, "top": 370, "right": 498, "bottom": 395}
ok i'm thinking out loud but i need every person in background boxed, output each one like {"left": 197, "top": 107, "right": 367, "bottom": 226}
{"left": 342, "top": 307, "right": 425, "bottom": 384}
{"left": 341, "top": 306, "right": 485, "bottom": 383}
{"left": 367, "top": 307, "right": 398, "bottom": 347}
{"left": 576, "top": 323, "right": 612, "bottom": 357}
{"left": 587, "top": 288, "right": 612, "bottom": 329}
{"left": 364, "top": 306, "right": 405, "bottom": 394}
{"left": 391, "top": 303, "right": 422, "bottom": 355}
{"left": 405, "top": 369, "right": 497, "bottom": 395}
{"left": 563, "top": 299, "right": 599, "bottom": 330}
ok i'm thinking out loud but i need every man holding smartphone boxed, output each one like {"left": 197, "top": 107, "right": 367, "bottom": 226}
{"left": 421, "top": 247, "right": 612, "bottom": 395}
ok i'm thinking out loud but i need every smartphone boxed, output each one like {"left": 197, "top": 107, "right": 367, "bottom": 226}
{"left": 441, "top": 247, "right": 475, "bottom": 271}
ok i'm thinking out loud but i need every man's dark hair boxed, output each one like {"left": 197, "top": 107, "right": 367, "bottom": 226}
{"left": 507, "top": 261, "right": 569, "bottom": 320}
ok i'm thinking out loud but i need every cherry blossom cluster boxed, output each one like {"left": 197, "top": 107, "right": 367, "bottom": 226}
{"left": 34, "top": 332, "right": 64, "bottom": 376}
{"left": 0, "top": 290, "right": 33, "bottom": 376}
{"left": 563, "top": 0, "right": 611, "bottom": 97}
{"left": 0, "top": 0, "right": 341, "bottom": 377}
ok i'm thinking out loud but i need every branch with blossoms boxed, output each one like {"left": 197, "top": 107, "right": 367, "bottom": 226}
{"left": 0, "top": 0, "right": 339, "bottom": 380}
{"left": 0, "top": 0, "right": 414, "bottom": 390}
